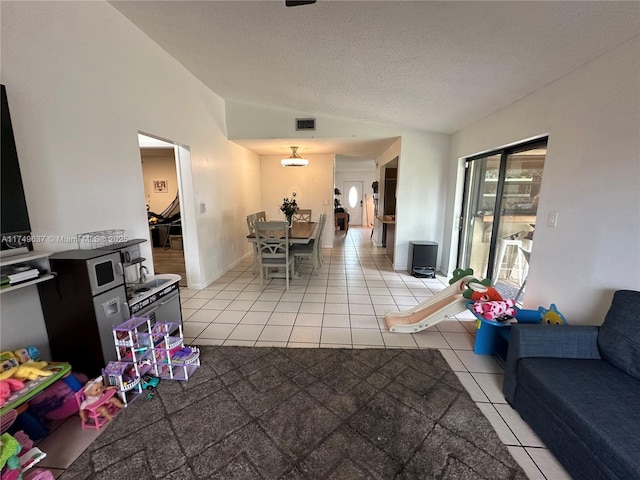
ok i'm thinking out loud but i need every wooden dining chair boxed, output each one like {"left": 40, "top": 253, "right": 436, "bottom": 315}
{"left": 292, "top": 209, "right": 312, "bottom": 222}
{"left": 246, "top": 212, "right": 262, "bottom": 272}
{"left": 255, "top": 221, "right": 295, "bottom": 290}
{"left": 291, "top": 213, "right": 326, "bottom": 275}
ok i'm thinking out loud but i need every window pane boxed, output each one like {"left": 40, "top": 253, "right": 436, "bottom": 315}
{"left": 348, "top": 186, "right": 358, "bottom": 208}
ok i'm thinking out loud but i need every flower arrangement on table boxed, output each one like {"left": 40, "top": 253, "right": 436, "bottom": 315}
{"left": 280, "top": 192, "right": 299, "bottom": 226}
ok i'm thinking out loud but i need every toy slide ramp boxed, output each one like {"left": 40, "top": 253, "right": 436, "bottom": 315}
{"left": 385, "top": 276, "right": 471, "bottom": 334}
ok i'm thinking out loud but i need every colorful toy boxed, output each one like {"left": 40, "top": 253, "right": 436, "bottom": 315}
{"left": 141, "top": 375, "right": 159, "bottom": 390}
{"left": 1, "top": 347, "right": 41, "bottom": 377}
{"left": 27, "top": 373, "right": 87, "bottom": 421}
{"left": 539, "top": 304, "right": 567, "bottom": 325}
{"left": 171, "top": 347, "right": 199, "bottom": 361}
{"left": 26, "top": 346, "right": 40, "bottom": 362}
{"left": 0, "top": 431, "right": 50, "bottom": 478}
{"left": 140, "top": 375, "right": 160, "bottom": 400}
{"left": 0, "top": 433, "right": 21, "bottom": 472}
{"left": 13, "top": 349, "right": 31, "bottom": 364}
{"left": 75, "top": 377, "right": 124, "bottom": 428}
{"left": 472, "top": 299, "right": 516, "bottom": 321}
{"left": 0, "top": 361, "right": 53, "bottom": 382}
{"left": 463, "top": 278, "right": 504, "bottom": 302}
{"left": 449, "top": 268, "right": 474, "bottom": 284}
{"left": 0, "top": 349, "right": 52, "bottom": 382}
{"left": 0, "top": 352, "right": 20, "bottom": 375}
{"left": 0, "top": 378, "right": 24, "bottom": 407}
{"left": 385, "top": 272, "right": 476, "bottom": 333}
{"left": 11, "top": 431, "right": 33, "bottom": 452}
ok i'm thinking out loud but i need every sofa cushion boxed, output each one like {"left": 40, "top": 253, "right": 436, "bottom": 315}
{"left": 598, "top": 290, "right": 640, "bottom": 380}
{"left": 515, "top": 357, "right": 640, "bottom": 480}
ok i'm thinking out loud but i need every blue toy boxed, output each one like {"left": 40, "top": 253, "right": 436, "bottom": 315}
{"left": 539, "top": 304, "right": 567, "bottom": 325}
{"left": 141, "top": 375, "right": 160, "bottom": 400}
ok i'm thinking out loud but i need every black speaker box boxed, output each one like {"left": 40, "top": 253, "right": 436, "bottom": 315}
{"left": 409, "top": 241, "right": 438, "bottom": 278}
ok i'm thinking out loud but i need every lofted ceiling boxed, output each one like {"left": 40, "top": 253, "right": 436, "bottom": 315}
{"left": 231, "top": 137, "right": 398, "bottom": 163}
{"left": 112, "top": 1, "right": 639, "bottom": 159}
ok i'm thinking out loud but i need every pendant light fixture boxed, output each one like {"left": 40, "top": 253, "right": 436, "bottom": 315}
{"left": 281, "top": 146, "right": 309, "bottom": 167}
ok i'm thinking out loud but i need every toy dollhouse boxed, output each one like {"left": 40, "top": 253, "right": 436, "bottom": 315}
{"left": 103, "top": 316, "right": 199, "bottom": 406}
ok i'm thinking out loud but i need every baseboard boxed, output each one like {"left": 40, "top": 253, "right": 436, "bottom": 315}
{"left": 196, "top": 251, "right": 253, "bottom": 290}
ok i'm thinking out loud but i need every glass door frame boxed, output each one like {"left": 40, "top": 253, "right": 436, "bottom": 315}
{"left": 457, "top": 137, "right": 548, "bottom": 282}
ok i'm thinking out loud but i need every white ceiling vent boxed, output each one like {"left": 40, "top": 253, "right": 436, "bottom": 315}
{"left": 296, "top": 118, "right": 316, "bottom": 131}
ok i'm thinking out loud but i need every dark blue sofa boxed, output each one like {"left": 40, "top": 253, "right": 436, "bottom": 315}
{"left": 503, "top": 290, "right": 640, "bottom": 480}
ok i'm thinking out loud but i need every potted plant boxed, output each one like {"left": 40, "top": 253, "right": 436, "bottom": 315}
{"left": 280, "top": 193, "right": 299, "bottom": 227}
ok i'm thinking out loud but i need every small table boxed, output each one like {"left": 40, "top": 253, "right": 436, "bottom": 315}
{"left": 466, "top": 302, "right": 540, "bottom": 362}
{"left": 335, "top": 212, "right": 349, "bottom": 233}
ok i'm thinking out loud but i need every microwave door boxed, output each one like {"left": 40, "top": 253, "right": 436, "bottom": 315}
{"left": 88, "top": 252, "right": 124, "bottom": 296}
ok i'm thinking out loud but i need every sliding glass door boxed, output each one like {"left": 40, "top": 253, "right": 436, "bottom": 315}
{"left": 458, "top": 138, "right": 547, "bottom": 301}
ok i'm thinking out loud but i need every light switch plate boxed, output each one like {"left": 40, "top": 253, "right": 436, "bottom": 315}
{"left": 548, "top": 211, "right": 558, "bottom": 227}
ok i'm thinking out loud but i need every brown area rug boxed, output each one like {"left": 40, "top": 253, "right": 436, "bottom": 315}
{"left": 60, "top": 347, "right": 527, "bottom": 479}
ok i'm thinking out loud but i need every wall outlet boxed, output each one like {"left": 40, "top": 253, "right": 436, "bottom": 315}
{"left": 199, "top": 202, "right": 206, "bottom": 214}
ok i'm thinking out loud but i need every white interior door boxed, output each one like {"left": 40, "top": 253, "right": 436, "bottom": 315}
{"left": 343, "top": 181, "right": 363, "bottom": 226}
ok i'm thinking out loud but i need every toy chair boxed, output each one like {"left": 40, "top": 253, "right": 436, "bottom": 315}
{"left": 22, "top": 469, "right": 55, "bottom": 480}
{"left": 74, "top": 389, "right": 119, "bottom": 430}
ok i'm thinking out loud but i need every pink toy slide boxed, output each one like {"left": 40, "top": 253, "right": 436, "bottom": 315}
{"left": 384, "top": 275, "right": 473, "bottom": 333}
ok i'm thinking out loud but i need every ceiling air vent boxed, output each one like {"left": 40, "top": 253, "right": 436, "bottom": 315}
{"left": 296, "top": 118, "right": 316, "bottom": 131}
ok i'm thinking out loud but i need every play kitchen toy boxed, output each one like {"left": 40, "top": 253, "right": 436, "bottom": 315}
{"left": 37, "top": 235, "right": 182, "bottom": 377}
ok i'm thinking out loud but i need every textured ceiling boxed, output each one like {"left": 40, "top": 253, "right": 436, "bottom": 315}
{"left": 112, "top": 1, "right": 639, "bottom": 157}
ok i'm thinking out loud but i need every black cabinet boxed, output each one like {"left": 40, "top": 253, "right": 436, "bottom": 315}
{"left": 38, "top": 251, "right": 128, "bottom": 376}
{"left": 409, "top": 241, "right": 438, "bottom": 278}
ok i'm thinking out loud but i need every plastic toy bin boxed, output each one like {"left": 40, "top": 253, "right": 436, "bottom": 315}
{"left": 466, "top": 302, "right": 540, "bottom": 360}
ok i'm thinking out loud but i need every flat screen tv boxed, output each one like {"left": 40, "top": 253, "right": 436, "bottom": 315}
{"left": 1, "top": 84, "right": 32, "bottom": 249}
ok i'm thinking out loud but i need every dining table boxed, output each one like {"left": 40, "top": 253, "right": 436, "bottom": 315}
{"left": 246, "top": 221, "right": 317, "bottom": 244}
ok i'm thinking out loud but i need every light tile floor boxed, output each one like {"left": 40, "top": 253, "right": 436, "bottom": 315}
{"left": 39, "top": 227, "right": 572, "bottom": 479}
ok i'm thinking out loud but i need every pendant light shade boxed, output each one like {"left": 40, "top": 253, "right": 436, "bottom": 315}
{"left": 281, "top": 146, "right": 309, "bottom": 167}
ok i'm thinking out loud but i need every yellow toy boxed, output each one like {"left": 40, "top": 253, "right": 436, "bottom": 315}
{"left": 13, "top": 348, "right": 31, "bottom": 363}
{"left": 1, "top": 351, "right": 19, "bottom": 373}
{"left": 539, "top": 304, "right": 568, "bottom": 325}
{"left": 13, "top": 362, "right": 53, "bottom": 381}
{"left": 0, "top": 347, "right": 53, "bottom": 381}
{"left": 0, "top": 361, "right": 53, "bottom": 381}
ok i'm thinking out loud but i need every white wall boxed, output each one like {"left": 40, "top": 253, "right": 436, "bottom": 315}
{"left": 260, "top": 154, "right": 335, "bottom": 247}
{"left": 0, "top": 1, "right": 261, "bottom": 352}
{"left": 445, "top": 37, "right": 640, "bottom": 324}
{"left": 394, "top": 132, "right": 451, "bottom": 271}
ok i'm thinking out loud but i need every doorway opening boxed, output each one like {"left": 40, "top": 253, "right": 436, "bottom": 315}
{"left": 458, "top": 138, "right": 547, "bottom": 303}
{"left": 138, "top": 134, "right": 187, "bottom": 287}
{"left": 380, "top": 157, "right": 398, "bottom": 263}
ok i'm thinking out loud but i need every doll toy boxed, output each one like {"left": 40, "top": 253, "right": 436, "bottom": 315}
{"left": 76, "top": 377, "right": 124, "bottom": 427}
